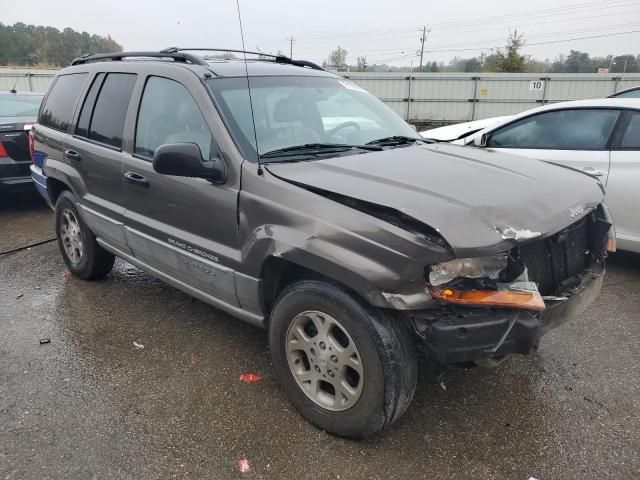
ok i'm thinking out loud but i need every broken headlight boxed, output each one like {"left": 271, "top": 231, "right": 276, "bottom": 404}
{"left": 428, "top": 254, "right": 508, "bottom": 286}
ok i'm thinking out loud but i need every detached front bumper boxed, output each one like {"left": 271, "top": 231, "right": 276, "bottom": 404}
{"left": 411, "top": 265, "right": 605, "bottom": 364}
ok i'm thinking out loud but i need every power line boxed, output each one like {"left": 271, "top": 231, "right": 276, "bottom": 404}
{"left": 261, "top": 0, "right": 635, "bottom": 44}
{"left": 426, "top": 29, "right": 640, "bottom": 53}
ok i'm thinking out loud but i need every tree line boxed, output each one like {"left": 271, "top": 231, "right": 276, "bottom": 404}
{"left": 0, "top": 23, "right": 123, "bottom": 68}
{"left": 326, "top": 31, "right": 640, "bottom": 74}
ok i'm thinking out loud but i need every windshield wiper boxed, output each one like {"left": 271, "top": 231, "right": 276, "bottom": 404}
{"left": 366, "top": 135, "right": 422, "bottom": 146}
{"left": 260, "top": 143, "right": 382, "bottom": 159}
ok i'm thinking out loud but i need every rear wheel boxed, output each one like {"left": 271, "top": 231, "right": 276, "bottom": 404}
{"left": 55, "top": 190, "right": 115, "bottom": 279}
{"left": 269, "top": 280, "right": 417, "bottom": 438}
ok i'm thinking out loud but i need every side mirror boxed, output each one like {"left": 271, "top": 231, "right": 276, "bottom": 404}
{"left": 473, "top": 133, "right": 488, "bottom": 147}
{"left": 152, "top": 143, "right": 227, "bottom": 183}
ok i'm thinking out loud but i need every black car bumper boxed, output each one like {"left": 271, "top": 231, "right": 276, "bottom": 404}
{"left": 0, "top": 175, "right": 34, "bottom": 194}
{"left": 411, "top": 265, "right": 605, "bottom": 364}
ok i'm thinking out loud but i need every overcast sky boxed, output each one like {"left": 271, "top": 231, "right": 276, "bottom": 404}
{"left": 3, "top": 0, "right": 639, "bottom": 65}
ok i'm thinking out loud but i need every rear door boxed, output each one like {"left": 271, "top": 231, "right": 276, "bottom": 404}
{"left": 66, "top": 71, "right": 137, "bottom": 253}
{"left": 608, "top": 110, "right": 640, "bottom": 251}
{"left": 484, "top": 108, "right": 621, "bottom": 182}
{"left": 121, "top": 71, "right": 241, "bottom": 306}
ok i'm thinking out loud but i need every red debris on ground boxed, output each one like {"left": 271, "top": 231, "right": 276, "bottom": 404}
{"left": 239, "top": 373, "right": 263, "bottom": 383}
{"left": 235, "top": 458, "right": 251, "bottom": 474}
{"left": 63, "top": 272, "right": 71, "bottom": 277}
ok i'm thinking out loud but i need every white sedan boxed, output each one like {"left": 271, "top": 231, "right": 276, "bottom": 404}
{"left": 457, "top": 99, "right": 640, "bottom": 253}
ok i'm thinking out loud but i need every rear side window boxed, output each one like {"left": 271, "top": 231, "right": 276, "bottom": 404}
{"left": 620, "top": 112, "right": 640, "bottom": 149}
{"left": 488, "top": 109, "right": 620, "bottom": 150}
{"left": 86, "top": 73, "right": 137, "bottom": 148}
{"left": 39, "top": 73, "right": 88, "bottom": 131}
{"left": 135, "top": 76, "right": 214, "bottom": 160}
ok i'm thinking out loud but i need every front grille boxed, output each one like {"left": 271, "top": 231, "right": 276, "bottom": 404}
{"left": 518, "top": 218, "right": 589, "bottom": 295}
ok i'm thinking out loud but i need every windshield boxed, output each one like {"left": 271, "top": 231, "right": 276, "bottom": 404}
{"left": 207, "top": 75, "right": 420, "bottom": 161}
{"left": 0, "top": 94, "right": 43, "bottom": 117}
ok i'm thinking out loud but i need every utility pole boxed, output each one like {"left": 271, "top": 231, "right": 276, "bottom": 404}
{"left": 287, "top": 37, "right": 294, "bottom": 58}
{"left": 418, "top": 26, "right": 430, "bottom": 71}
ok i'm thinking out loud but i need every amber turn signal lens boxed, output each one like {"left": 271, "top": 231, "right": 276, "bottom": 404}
{"left": 428, "top": 286, "right": 546, "bottom": 311}
{"left": 606, "top": 236, "right": 616, "bottom": 253}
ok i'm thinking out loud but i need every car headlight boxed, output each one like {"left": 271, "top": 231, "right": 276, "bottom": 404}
{"left": 428, "top": 254, "right": 508, "bottom": 286}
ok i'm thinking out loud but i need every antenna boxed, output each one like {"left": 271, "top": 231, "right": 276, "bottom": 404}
{"left": 10, "top": 75, "right": 20, "bottom": 94}
{"left": 234, "top": 0, "right": 262, "bottom": 169}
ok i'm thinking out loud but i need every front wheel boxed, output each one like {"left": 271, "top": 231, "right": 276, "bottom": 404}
{"left": 269, "top": 280, "right": 417, "bottom": 438}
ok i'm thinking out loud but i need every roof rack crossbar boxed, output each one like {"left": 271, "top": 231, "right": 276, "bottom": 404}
{"left": 71, "top": 51, "right": 209, "bottom": 66}
{"left": 163, "top": 47, "right": 325, "bottom": 71}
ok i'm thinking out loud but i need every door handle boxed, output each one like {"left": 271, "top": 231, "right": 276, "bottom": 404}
{"left": 124, "top": 171, "right": 150, "bottom": 187}
{"left": 64, "top": 149, "right": 81, "bottom": 161}
{"left": 581, "top": 167, "right": 605, "bottom": 177}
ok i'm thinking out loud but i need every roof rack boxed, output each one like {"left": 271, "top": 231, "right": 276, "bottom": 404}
{"left": 70, "top": 51, "right": 209, "bottom": 66}
{"left": 161, "top": 47, "right": 325, "bottom": 71}
{"left": 70, "top": 48, "right": 325, "bottom": 72}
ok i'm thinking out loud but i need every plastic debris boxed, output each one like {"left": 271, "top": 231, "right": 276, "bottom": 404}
{"left": 239, "top": 373, "right": 263, "bottom": 383}
{"left": 440, "top": 381, "right": 446, "bottom": 391}
{"left": 39, "top": 338, "right": 51, "bottom": 345}
{"left": 191, "top": 353, "right": 199, "bottom": 366}
{"left": 235, "top": 458, "right": 251, "bottom": 474}
{"left": 16, "top": 293, "right": 24, "bottom": 299}
{"left": 133, "top": 341, "right": 144, "bottom": 350}
{"left": 528, "top": 477, "right": 539, "bottom": 480}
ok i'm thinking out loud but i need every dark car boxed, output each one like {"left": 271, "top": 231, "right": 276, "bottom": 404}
{"left": 33, "top": 49, "right": 612, "bottom": 438}
{"left": 0, "top": 90, "right": 43, "bottom": 194}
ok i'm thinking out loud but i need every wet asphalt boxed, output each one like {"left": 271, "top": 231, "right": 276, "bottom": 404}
{"left": 1, "top": 193, "right": 639, "bottom": 480}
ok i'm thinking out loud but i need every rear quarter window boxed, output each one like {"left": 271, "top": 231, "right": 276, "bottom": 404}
{"left": 39, "top": 73, "right": 88, "bottom": 131}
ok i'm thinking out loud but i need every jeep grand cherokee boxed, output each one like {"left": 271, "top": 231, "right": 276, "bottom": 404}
{"left": 32, "top": 49, "right": 612, "bottom": 438}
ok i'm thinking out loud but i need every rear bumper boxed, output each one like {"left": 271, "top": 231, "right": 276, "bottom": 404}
{"left": 411, "top": 264, "right": 605, "bottom": 364}
{"left": 0, "top": 157, "right": 32, "bottom": 194}
{"left": 30, "top": 164, "right": 50, "bottom": 204}
{"left": 0, "top": 175, "right": 34, "bottom": 194}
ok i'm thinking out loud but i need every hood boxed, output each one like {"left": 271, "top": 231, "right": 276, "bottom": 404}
{"left": 265, "top": 143, "right": 605, "bottom": 256}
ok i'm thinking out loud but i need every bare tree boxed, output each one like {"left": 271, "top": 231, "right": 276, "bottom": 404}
{"left": 327, "top": 46, "right": 348, "bottom": 68}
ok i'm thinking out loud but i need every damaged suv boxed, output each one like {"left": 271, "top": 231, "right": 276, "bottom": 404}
{"left": 33, "top": 49, "right": 612, "bottom": 438}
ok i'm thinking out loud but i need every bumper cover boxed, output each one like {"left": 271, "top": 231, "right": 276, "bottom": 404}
{"left": 412, "top": 265, "right": 605, "bottom": 364}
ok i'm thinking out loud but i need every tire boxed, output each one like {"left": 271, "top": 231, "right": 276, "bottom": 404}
{"left": 269, "top": 280, "right": 417, "bottom": 438}
{"left": 54, "top": 190, "right": 115, "bottom": 280}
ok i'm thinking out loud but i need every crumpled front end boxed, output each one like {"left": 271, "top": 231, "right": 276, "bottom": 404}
{"left": 412, "top": 205, "right": 612, "bottom": 364}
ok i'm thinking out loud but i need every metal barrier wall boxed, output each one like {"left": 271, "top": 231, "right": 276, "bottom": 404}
{"left": 343, "top": 72, "right": 640, "bottom": 124}
{"left": 2, "top": 68, "right": 639, "bottom": 124}
{"left": 0, "top": 68, "right": 58, "bottom": 94}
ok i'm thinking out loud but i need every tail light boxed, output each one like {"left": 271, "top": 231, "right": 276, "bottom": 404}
{"left": 0, "top": 141, "right": 7, "bottom": 158}
{"left": 28, "top": 130, "right": 35, "bottom": 163}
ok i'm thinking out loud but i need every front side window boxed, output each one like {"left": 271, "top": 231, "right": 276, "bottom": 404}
{"left": 488, "top": 109, "right": 620, "bottom": 150}
{"left": 87, "top": 73, "right": 137, "bottom": 148}
{"left": 207, "top": 75, "right": 420, "bottom": 159}
{"left": 39, "top": 73, "right": 88, "bottom": 131}
{"left": 619, "top": 112, "right": 640, "bottom": 149}
{"left": 135, "top": 76, "right": 214, "bottom": 160}
{"left": 0, "top": 94, "right": 43, "bottom": 117}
